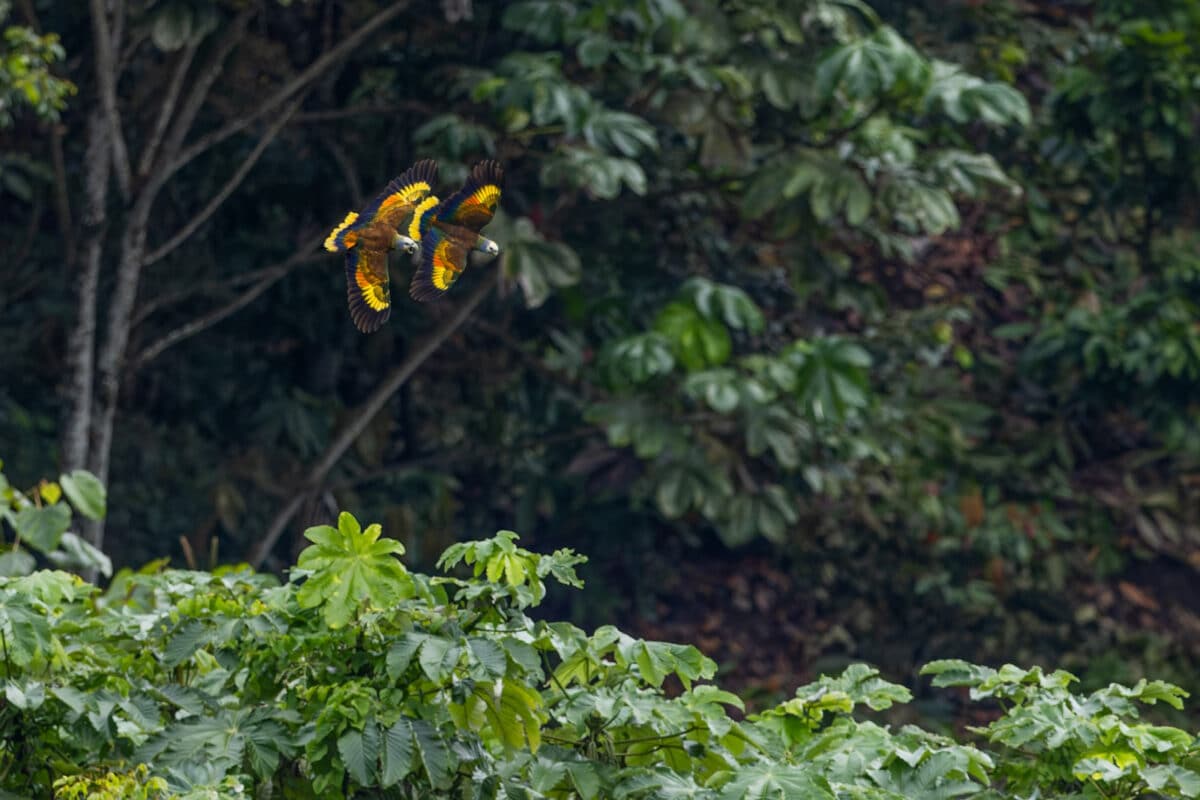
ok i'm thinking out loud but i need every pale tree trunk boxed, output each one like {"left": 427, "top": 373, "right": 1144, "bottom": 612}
{"left": 61, "top": 109, "right": 111, "bottom": 474}
{"left": 61, "top": 0, "right": 416, "bottom": 559}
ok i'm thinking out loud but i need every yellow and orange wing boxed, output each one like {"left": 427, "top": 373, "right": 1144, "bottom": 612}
{"left": 409, "top": 227, "right": 469, "bottom": 302}
{"left": 435, "top": 160, "right": 502, "bottom": 232}
{"left": 371, "top": 158, "right": 438, "bottom": 230}
{"left": 326, "top": 160, "right": 439, "bottom": 254}
{"left": 345, "top": 247, "right": 392, "bottom": 332}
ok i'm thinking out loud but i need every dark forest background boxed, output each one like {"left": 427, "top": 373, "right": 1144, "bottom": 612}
{"left": 2, "top": 0, "right": 1199, "bottom": 706}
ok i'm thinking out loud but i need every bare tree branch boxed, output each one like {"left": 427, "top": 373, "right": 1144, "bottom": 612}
{"left": 168, "top": 1, "right": 413, "bottom": 178}
{"left": 293, "top": 101, "right": 433, "bottom": 124}
{"left": 134, "top": 243, "right": 319, "bottom": 324}
{"left": 132, "top": 249, "right": 325, "bottom": 367}
{"left": 319, "top": 131, "right": 364, "bottom": 207}
{"left": 110, "top": 0, "right": 126, "bottom": 62}
{"left": 138, "top": 41, "right": 199, "bottom": 178}
{"left": 151, "top": 4, "right": 257, "bottom": 188}
{"left": 142, "top": 95, "right": 305, "bottom": 267}
{"left": 88, "top": 0, "right": 132, "bottom": 199}
{"left": 248, "top": 271, "right": 498, "bottom": 568}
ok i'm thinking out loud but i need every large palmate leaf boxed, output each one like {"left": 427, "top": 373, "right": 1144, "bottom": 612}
{"left": 295, "top": 512, "right": 414, "bottom": 627}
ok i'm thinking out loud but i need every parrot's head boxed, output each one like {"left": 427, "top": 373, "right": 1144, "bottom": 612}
{"left": 475, "top": 236, "right": 500, "bottom": 258}
{"left": 393, "top": 233, "right": 419, "bottom": 255}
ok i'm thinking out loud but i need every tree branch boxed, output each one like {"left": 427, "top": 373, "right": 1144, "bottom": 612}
{"left": 131, "top": 247, "right": 325, "bottom": 368}
{"left": 167, "top": 1, "right": 414, "bottom": 178}
{"left": 319, "top": 131, "right": 364, "bottom": 207}
{"left": 88, "top": 0, "right": 132, "bottom": 199}
{"left": 138, "top": 41, "right": 198, "bottom": 179}
{"left": 134, "top": 241, "right": 318, "bottom": 324}
{"left": 248, "top": 271, "right": 497, "bottom": 568}
{"left": 142, "top": 95, "right": 304, "bottom": 267}
{"left": 292, "top": 101, "right": 433, "bottom": 124}
{"left": 151, "top": 4, "right": 257, "bottom": 187}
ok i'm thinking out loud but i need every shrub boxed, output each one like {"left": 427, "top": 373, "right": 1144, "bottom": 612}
{"left": 0, "top": 511, "right": 1196, "bottom": 798}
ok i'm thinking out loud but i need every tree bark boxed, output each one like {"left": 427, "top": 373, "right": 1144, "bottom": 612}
{"left": 61, "top": 109, "right": 112, "bottom": 474}
{"left": 88, "top": 0, "right": 131, "bottom": 199}
{"left": 247, "top": 272, "right": 498, "bottom": 569}
{"left": 65, "top": 0, "right": 420, "bottom": 557}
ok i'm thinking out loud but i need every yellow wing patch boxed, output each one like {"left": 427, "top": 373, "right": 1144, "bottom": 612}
{"left": 324, "top": 212, "right": 359, "bottom": 252}
{"left": 376, "top": 180, "right": 432, "bottom": 220}
{"left": 372, "top": 159, "right": 439, "bottom": 229}
{"left": 466, "top": 184, "right": 501, "bottom": 215}
{"left": 431, "top": 238, "right": 461, "bottom": 291}
{"left": 409, "top": 195, "right": 440, "bottom": 240}
{"left": 410, "top": 228, "right": 469, "bottom": 302}
{"left": 344, "top": 248, "right": 391, "bottom": 332}
{"left": 356, "top": 265, "right": 390, "bottom": 311}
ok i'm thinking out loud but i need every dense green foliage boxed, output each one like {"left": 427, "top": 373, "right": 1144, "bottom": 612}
{"left": 0, "top": 461, "right": 111, "bottom": 578}
{"left": 2, "top": 0, "right": 1199, "bottom": 729}
{"left": 2, "top": 510, "right": 1198, "bottom": 798}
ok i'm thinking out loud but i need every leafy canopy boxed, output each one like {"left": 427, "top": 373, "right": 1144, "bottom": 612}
{"left": 1, "top": 509, "right": 1198, "bottom": 798}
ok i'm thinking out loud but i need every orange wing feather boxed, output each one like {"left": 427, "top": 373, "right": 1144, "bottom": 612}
{"left": 345, "top": 247, "right": 391, "bottom": 332}
{"left": 409, "top": 227, "right": 468, "bottom": 302}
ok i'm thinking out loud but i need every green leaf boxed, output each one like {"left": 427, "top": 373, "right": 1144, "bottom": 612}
{"left": 59, "top": 470, "right": 106, "bottom": 520}
{"left": 13, "top": 504, "right": 70, "bottom": 553}
{"left": 417, "top": 635, "right": 462, "bottom": 682}
{"left": 411, "top": 719, "right": 454, "bottom": 789}
{"left": 381, "top": 719, "right": 415, "bottom": 788}
{"left": 337, "top": 722, "right": 377, "bottom": 787}
{"left": 1142, "top": 764, "right": 1200, "bottom": 797}
{"left": 655, "top": 302, "right": 732, "bottom": 371}
{"left": 45, "top": 532, "right": 112, "bottom": 578}
{"left": 386, "top": 632, "right": 427, "bottom": 678}
{"left": 468, "top": 638, "right": 508, "bottom": 678}
{"left": 609, "top": 333, "right": 676, "bottom": 383}
{"left": 295, "top": 512, "right": 413, "bottom": 628}
{"left": 503, "top": 217, "right": 583, "bottom": 309}
{"left": 0, "top": 549, "right": 36, "bottom": 577}
{"left": 163, "top": 619, "right": 211, "bottom": 667}
{"left": 683, "top": 277, "right": 765, "bottom": 333}
{"left": 719, "top": 764, "right": 834, "bottom": 800}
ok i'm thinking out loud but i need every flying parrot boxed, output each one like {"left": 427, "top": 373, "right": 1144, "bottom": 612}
{"left": 408, "top": 160, "right": 504, "bottom": 302}
{"left": 323, "top": 159, "right": 438, "bottom": 333}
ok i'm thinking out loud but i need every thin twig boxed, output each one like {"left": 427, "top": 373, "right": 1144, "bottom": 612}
{"left": 292, "top": 101, "right": 433, "bottom": 123}
{"left": 138, "top": 41, "right": 199, "bottom": 178}
{"left": 152, "top": 4, "right": 257, "bottom": 188}
{"left": 88, "top": 0, "right": 132, "bottom": 199}
{"left": 248, "top": 271, "right": 497, "bottom": 568}
{"left": 134, "top": 248, "right": 319, "bottom": 324}
{"left": 319, "top": 131, "right": 364, "bottom": 208}
{"left": 131, "top": 249, "right": 324, "bottom": 368}
{"left": 167, "top": 1, "right": 414, "bottom": 178}
{"left": 142, "top": 95, "right": 305, "bottom": 267}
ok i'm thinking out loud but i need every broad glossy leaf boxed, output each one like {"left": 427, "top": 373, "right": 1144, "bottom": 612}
{"left": 59, "top": 470, "right": 106, "bottom": 520}
{"left": 13, "top": 504, "right": 70, "bottom": 553}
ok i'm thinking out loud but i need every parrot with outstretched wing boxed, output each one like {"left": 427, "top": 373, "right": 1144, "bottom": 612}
{"left": 408, "top": 160, "right": 503, "bottom": 302}
{"left": 324, "top": 159, "right": 438, "bottom": 332}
